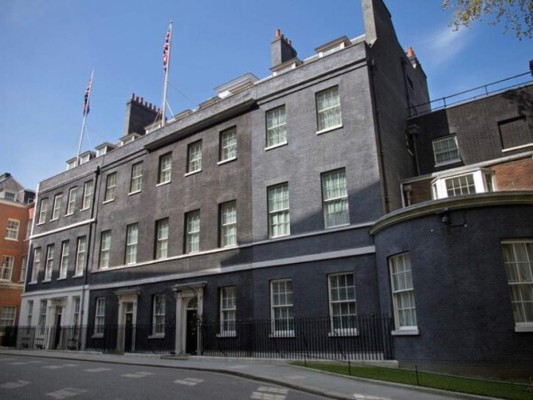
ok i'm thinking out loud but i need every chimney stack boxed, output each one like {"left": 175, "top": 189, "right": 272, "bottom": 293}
{"left": 271, "top": 28, "right": 298, "bottom": 68}
{"left": 123, "top": 93, "right": 161, "bottom": 136}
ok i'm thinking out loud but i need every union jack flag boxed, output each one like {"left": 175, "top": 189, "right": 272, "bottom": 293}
{"left": 83, "top": 77, "right": 92, "bottom": 116}
{"left": 163, "top": 24, "right": 171, "bottom": 72}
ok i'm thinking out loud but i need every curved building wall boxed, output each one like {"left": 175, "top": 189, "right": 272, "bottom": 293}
{"left": 372, "top": 193, "right": 533, "bottom": 374}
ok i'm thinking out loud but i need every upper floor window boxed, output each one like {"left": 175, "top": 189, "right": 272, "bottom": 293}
{"left": 185, "top": 210, "right": 200, "bottom": 254}
{"left": 328, "top": 273, "right": 357, "bottom": 335}
{"left": 0, "top": 256, "right": 14, "bottom": 281}
{"left": 66, "top": 187, "right": 77, "bottom": 215}
{"left": 432, "top": 135, "right": 460, "bottom": 165}
{"left": 389, "top": 253, "right": 418, "bottom": 333}
{"left": 51, "top": 194, "right": 62, "bottom": 221}
{"left": 268, "top": 183, "right": 290, "bottom": 238}
{"left": 38, "top": 198, "right": 48, "bottom": 224}
{"left": 502, "top": 240, "right": 533, "bottom": 331}
{"left": 187, "top": 141, "right": 202, "bottom": 174}
{"left": 431, "top": 169, "right": 493, "bottom": 200}
{"left": 220, "top": 201, "right": 237, "bottom": 248}
{"left": 219, "top": 127, "right": 237, "bottom": 162}
{"left": 322, "top": 169, "right": 349, "bottom": 228}
{"left": 158, "top": 153, "right": 172, "bottom": 185}
{"left": 5, "top": 219, "right": 20, "bottom": 240}
{"left": 316, "top": 86, "right": 342, "bottom": 133}
{"left": 125, "top": 223, "right": 139, "bottom": 264}
{"left": 499, "top": 116, "right": 532, "bottom": 151}
{"left": 130, "top": 162, "right": 143, "bottom": 194}
{"left": 104, "top": 173, "right": 117, "bottom": 202}
{"left": 59, "top": 241, "right": 69, "bottom": 279}
{"left": 266, "top": 106, "right": 287, "bottom": 148}
{"left": 271, "top": 279, "right": 294, "bottom": 336}
{"left": 74, "top": 236, "right": 87, "bottom": 276}
{"left": 31, "top": 248, "right": 41, "bottom": 283}
{"left": 99, "top": 230, "right": 112, "bottom": 269}
{"left": 81, "top": 180, "right": 94, "bottom": 210}
{"left": 220, "top": 286, "right": 236, "bottom": 336}
{"left": 44, "top": 244, "right": 54, "bottom": 281}
{"left": 155, "top": 218, "right": 169, "bottom": 259}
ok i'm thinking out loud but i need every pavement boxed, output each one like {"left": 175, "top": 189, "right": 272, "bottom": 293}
{"left": 0, "top": 349, "right": 500, "bottom": 400}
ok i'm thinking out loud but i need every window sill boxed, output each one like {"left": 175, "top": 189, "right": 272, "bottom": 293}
{"left": 57, "top": 277, "right": 67, "bottom": 281}
{"left": 434, "top": 159, "right": 461, "bottom": 168}
{"left": 391, "top": 328, "right": 419, "bottom": 336}
{"left": 4, "top": 237, "right": 19, "bottom": 241}
{"left": 269, "top": 233, "right": 290, "bottom": 239}
{"left": 316, "top": 124, "right": 343, "bottom": 135}
{"left": 269, "top": 331, "right": 295, "bottom": 338}
{"left": 42, "top": 279, "right": 51, "bottom": 283}
{"left": 73, "top": 273, "right": 84, "bottom": 278}
{"left": 148, "top": 334, "right": 165, "bottom": 339}
{"left": 515, "top": 324, "right": 533, "bottom": 333}
{"left": 128, "top": 190, "right": 142, "bottom": 196}
{"left": 65, "top": 212, "right": 74, "bottom": 217}
{"left": 265, "top": 142, "right": 288, "bottom": 152}
{"left": 80, "top": 207, "right": 91, "bottom": 212}
{"left": 102, "top": 199, "right": 115, "bottom": 205}
{"left": 328, "top": 329, "right": 359, "bottom": 337}
{"left": 325, "top": 222, "right": 350, "bottom": 230}
{"left": 92, "top": 334, "right": 104, "bottom": 339}
{"left": 50, "top": 217, "right": 59, "bottom": 222}
{"left": 185, "top": 169, "right": 202, "bottom": 177}
{"left": 216, "top": 332, "right": 237, "bottom": 338}
{"left": 218, "top": 157, "right": 237, "bottom": 166}
{"left": 156, "top": 180, "right": 171, "bottom": 187}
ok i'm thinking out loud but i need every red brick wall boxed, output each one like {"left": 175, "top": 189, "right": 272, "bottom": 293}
{"left": 493, "top": 157, "right": 533, "bottom": 191}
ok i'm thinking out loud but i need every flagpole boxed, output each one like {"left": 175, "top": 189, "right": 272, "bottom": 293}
{"left": 161, "top": 21, "right": 173, "bottom": 127}
{"left": 77, "top": 70, "right": 94, "bottom": 166}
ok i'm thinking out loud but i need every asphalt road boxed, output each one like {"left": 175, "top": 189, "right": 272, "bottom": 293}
{"left": 0, "top": 354, "right": 326, "bottom": 400}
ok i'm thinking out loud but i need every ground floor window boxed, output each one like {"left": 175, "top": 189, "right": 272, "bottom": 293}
{"left": 94, "top": 298, "right": 105, "bottom": 336}
{"left": 152, "top": 294, "right": 166, "bottom": 336}
{"left": 219, "top": 286, "right": 236, "bottom": 336}
{"left": 328, "top": 273, "right": 357, "bottom": 335}
{"left": 389, "top": 253, "right": 418, "bottom": 333}
{"left": 270, "top": 279, "right": 294, "bottom": 336}
{"left": 502, "top": 240, "right": 533, "bottom": 330}
{"left": 0, "top": 306, "right": 16, "bottom": 328}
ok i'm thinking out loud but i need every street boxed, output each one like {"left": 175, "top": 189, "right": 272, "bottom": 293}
{"left": 0, "top": 355, "right": 325, "bottom": 400}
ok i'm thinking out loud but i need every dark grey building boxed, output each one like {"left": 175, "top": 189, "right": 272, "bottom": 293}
{"left": 19, "top": 0, "right": 533, "bottom": 376}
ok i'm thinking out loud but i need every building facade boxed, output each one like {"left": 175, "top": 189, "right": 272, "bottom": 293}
{"left": 0, "top": 173, "right": 34, "bottom": 346}
{"left": 18, "top": 0, "right": 533, "bottom": 375}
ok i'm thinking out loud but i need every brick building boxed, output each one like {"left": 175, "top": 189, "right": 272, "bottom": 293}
{"left": 17, "top": 0, "right": 533, "bottom": 375}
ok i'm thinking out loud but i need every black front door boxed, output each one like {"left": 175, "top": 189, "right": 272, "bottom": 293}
{"left": 186, "top": 309, "right": 198, "bottom": 355}
{"left": 124, "top": 313, "right": 133, "bottom": 352}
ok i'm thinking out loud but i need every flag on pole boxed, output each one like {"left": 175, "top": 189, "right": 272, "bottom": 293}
{"left": 83, "top": 77, "right": 92, "bottom": 116}
{"left": 163, "top": 23, "right": 171, "bottom": 72}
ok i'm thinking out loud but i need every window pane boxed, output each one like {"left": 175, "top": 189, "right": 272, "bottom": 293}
{"left": 266, "top": 106, "right": 287, "bottom": 147}
{"left": 433, "top": 136, "right": 460, "bottom": 164}
{"left": 322, "top": 169, "right": 349, "bottom": 228}
{"left": 220, "top": 128, "right": 237, "bottom": 161}
{"left": 317, "top": 87, "right": 342, "bottom": 131}
{"left": 268, "top": 183, "right": 290, "bottom": 238}
{"left": 390, "top": 253, "right": 417, "bottom": 329}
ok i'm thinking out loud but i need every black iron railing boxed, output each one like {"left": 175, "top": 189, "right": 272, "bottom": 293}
{"left": 6, "top": 314, "right": 393, "bottom": 361}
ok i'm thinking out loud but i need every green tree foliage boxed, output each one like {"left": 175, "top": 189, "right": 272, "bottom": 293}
{"left": 442, "top": 0, "right": 533, "bottom": 39}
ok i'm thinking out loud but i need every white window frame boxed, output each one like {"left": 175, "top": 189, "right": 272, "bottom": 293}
{"left": 38, "top": 198, "right": 48, "bottom": 224}
{"left": 51, "top": 194, "right": 62, "bottom": 221}
{"left": 0, "top": 306, "right": 17, "bottom": 328}
{"left": 31, "top": 248, "right": 41, "bottom": 283}
{"left": 126, "top": 224, "right": 139, "bottom": 264}
{"left": 74, "top": 236, "right": 87, "bottom": 276}
{"left": 186, "top": 141, "right": 202, "bottom": 174}
{"left": 268, "top": 183, "right": 290, "bottom": 238}
{"left": 104, "top": 173, "right": 117, "bottom": 203}
{"left": 502, "top": 240, "right": 533, "bottom": 332}
{"left": 266, "top": 106, "right": 287, "bottom": 149}
{"left": 44, "top": 244, "right": 54, "bottom": 281}
{"left": 328, "top": 273, "right": 358, "bottom": 336}
{"left": 26, "top": 300, "right": 34, "bottom": 329}
{"left": 220, "top": 201, "right": 237, "bottom": 248}
{"left": 94, "top": 298, "right": 105, "bottom": 337}
{"left": 5, "top": 219, "right": 20, "bottom": 240}
{"left": 270, "top": 279, "right": 294, "bottom": 337}
{"left": 389, "top": 253, "right": 418, "bottom": 335}
{"left": 66, "top": 187, "right": 77, "bottom": 215}
{"left": 219, "top": 286, "right": 236, "bottom": 337}
{"left": 99, "top": 230, "right": 111, "bottom": 269}
{"left": 316, "top": 86, "right": 342, "bottom": 133}
{"left": 81, "top": 180, "right": 94, "bottom": 210}
{"left": 151, "top": 294, "right": 166, "bottom": 337}
{"left": 322, "top": 169, "right": 349, "bottom": 228}
{"left": 431, "top": 169, "right": 493, "bottom": 200}
{"left": 1, "top": 256, "right": 14, "bottom": 281}
{"left": 432, "top": 135, "right": 460, "bottom": 166}
{"left": 158, "top": 153, "right": 172, "bottom": 185}
{"left": 185, "top": 210, "right": 200, "bottom": 254}
{"left": 59, "top": 241, "right": 69, "bottom": 279}
{"left": 129, "top": 162, "right": 143, "bottom": 194}
{"left": 38, "top": 300, "right": 47, "bottom": 336}
{"left": 219, "top": 127, "right": 237, "bottom": 163}
{"left": 155, "top": 218, "right": 169, "bottom": 259}
{"left": 19, "top": 256, "right": 26, "bottom": 282}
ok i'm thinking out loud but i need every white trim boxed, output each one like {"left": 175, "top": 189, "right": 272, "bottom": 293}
{"left": 265, "top": 141, "right": 288, "bottom": 151}
{"left": 217, "top": 157, "right": 237, "bottom": 166}
{"left": 515, "top": 323, "right": 533, "bottom": 333}
{"left": 156, "top": 181, "right": 171, "bottom": 187}
{"left": 184, "top": 169, "right": 202, "bottom": 177}
{"left": 391, "top": 329, "right": 419, "bottom": 336}
{"left": 128, "top": 189, "right": 142, "bottom": 196}
{"left": 30, "top": 219, "right": 95, "bottom": 240}
{"left": 316, "top": 124, "right": 343, "bottom": 135}
{"left": 502, "top": 143, "right": 533, "bottom": 153}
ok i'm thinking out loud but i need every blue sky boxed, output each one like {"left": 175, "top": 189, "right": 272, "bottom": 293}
{"left": 1, "top": 0, "right": 531, "bottom": 190}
